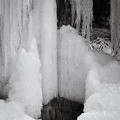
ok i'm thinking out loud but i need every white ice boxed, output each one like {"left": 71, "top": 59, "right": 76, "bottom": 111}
{"left": 58, "top": 25, "right": 92, "bottom": 103}
{"left": 0, "top": 100, "right": 35, "bottom": 120}
{"left": 77, "top": 111, "right": 120, "bottom": 120}
{"left": 40, "top": 0, "right": 58, "bottom": 105}
{"left": 78, "top": 59, "right": 120, "bottom": 120}
{"left": 8, "top": 38, "right": 43, "bottom": 119}
{"left": 58, "top": 25, "right": 114, "bottom": 103}
{"left": 85, "top": 61, "right": 120, "bottom": 100}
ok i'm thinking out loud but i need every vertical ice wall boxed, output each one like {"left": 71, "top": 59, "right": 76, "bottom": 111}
{"left": 58, "top": 25, "right": 92, "bottom": 103}
{"left": 40, "top": 0, "right": 58, "bottom": 104}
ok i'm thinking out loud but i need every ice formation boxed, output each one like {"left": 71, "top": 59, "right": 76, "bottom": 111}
{"left": 77, "top": 60, "right": 120, "bottom": 120}
{"left": 92, "top": 49, "right": 114, "bottom": 66}
{"left": 40, "top": 0, "right": 58, "bottom": 105}
{"left": 77, "top": 111, "right": 120, "bottom": 120}
{"left": 58, "top": 25, "right": 93, "bottom": 103}
{"left": 57, "top": 25, "right": 114, "bottom": 103}
{"left": 8, "top": 38, "right": 43, "bottom": 119}
{"left": 0, "top": 100, "right": 35, "bottom": 120}
{"left": 85, "top": 61, "right": 120, "bottom": 100}
{"left": 84, "top": 84, "right": 120, "bottom": 112}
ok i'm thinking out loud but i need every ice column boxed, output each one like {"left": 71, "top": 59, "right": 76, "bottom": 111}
{"left": 40, "top": 0, "right": 58, "bottom": 104}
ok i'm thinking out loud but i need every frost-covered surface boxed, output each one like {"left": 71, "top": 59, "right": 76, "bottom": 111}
{"left": 8, "top": 38, "right": 43, "bottom": 119}
{"left": 40, "top": 0, "right": 58, "bottom": 105}
{"left": 0, "top": 100, "right": 35, "bottom": 120}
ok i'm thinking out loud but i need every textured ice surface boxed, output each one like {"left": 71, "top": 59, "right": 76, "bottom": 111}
{"left": 0, "top": 100, "right": 35, "bottom": 120}
{"left": 85, "top": 61, "right": 120, "bottom": 100}
{"left": 77, "top": 111, "right": 120, "bottom": 120}
{"left": 84, "top": 84, "right": 120, "bottom": 112}
{"left": 8, "top": 38, "right": 43, "bottom": 118}
{"left": 82, "top": 60, "right": 120, "bottom": 120}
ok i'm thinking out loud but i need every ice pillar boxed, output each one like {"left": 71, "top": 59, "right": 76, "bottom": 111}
{"left": 40, "top": 0, "right": 58, "bottom": 104}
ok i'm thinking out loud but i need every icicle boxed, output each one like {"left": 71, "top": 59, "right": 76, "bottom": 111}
{"left": 69, "top": 0, "right": 93, "bottom": 41}
{"left": 3, "top": 0, "right": 11, "bottom": 80}
{"left": 75, "top": 0, "right": 83, "bottom": 32}
{"left": 111, "top": 0, "right": 120, "bottom": 56}
{"left": 82, "top": 0, "right": 93, "bottom": 42}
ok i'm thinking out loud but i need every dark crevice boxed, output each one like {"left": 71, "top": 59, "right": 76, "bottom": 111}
{"left": 41, "top": 97, "right": 84, "bottom": 120}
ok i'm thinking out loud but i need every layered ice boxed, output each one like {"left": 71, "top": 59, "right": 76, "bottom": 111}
{"left": 8, "top": 38, "right": 43, "bottom": 119}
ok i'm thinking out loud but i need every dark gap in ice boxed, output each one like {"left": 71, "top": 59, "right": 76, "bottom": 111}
{"left": 41, "top": 97, "right": 84, "bottom": 120}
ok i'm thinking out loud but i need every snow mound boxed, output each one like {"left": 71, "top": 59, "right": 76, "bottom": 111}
{"left": 0, "top": 100, "right": 35, "bottom": 120}
{"left": 8, "top": 38, "right": 43, "bottom": 118}
{"left": 77, "top": 111, "right": 120, "bottom": 120}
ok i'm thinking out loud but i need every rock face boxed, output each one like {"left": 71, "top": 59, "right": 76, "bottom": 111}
{"left": 41, "top": 97, "right": 84, "bottom": 120}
